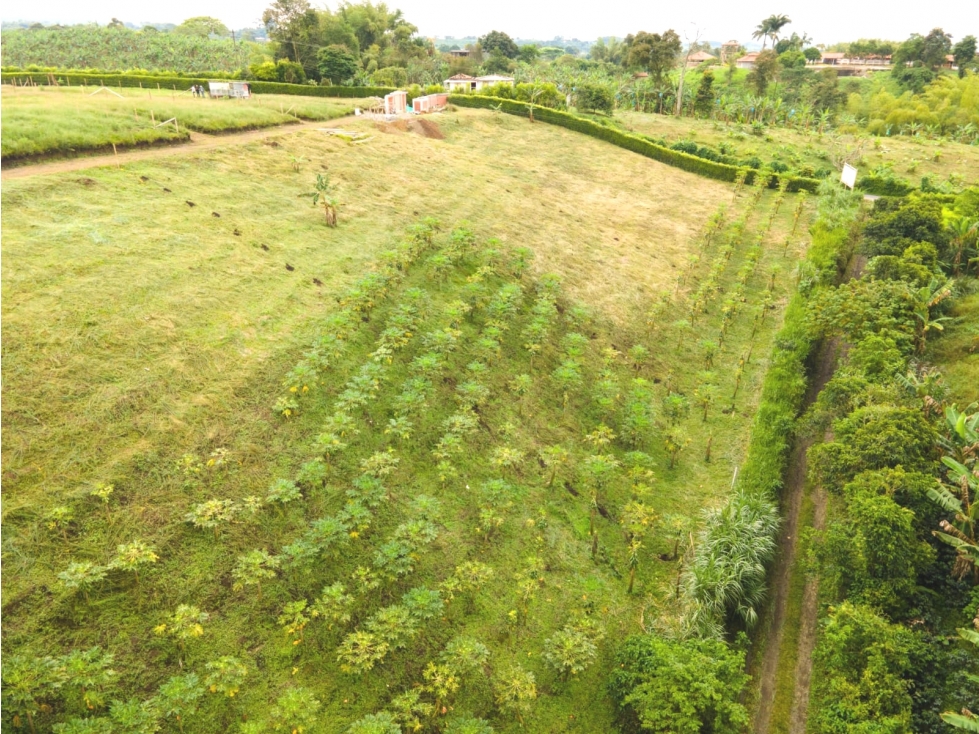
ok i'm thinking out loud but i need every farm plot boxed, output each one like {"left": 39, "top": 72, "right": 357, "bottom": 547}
{"left": 1, "top": 109, "right": 811, "bottom": 732}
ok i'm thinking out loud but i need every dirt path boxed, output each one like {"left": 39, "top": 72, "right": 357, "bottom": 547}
{"left": 752, "top": 253, "right": 865, "bottom": 734}
{"left": 1, "top": 117, "right": 358, "bottom": 181}
{"left": 751, "top": 337, "right": 839, "bottom": 734}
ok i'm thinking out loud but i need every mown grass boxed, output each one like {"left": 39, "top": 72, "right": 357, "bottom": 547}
{"left": 615, "top": 110, "right": 979, "bottom": 188}
{"left": 2, "top": 109, "right": 809, "bottom": 731}
{"left": 0, "top": 85, "right": 360, "bottom": 160}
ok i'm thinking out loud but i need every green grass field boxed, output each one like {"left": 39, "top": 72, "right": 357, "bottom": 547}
{"left": 615, "top": 109, "right": 979, "bottom": 189}
{"left": 1, "top": 106, "right": 813, "bottom": 731}
{"left": 1, "top": 85, "right": 361, "bottom": 160}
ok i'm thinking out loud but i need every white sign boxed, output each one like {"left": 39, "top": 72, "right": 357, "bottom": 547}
{"left": 841, "top": 164, "right": 857, "bottom": 189}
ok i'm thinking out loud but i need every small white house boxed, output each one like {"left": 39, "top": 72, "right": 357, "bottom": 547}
{"left": 444, "top": 74, "right": 476, "bottom": 92}
{"left": 208, "top": 81, "right": 250, "bottom": 98}
{"left": 473, "top": 75, "right": 514, "bottom": 90}
{"left": 443, "top": 74, "right": 515, "bottom": 92}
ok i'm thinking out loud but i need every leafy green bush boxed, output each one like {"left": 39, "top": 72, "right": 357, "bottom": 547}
{"left": 857, "top": 174, "right": 915, "bottom": 197}
{"left": 609, "top": 634, "right": 750, "bottom": 734}
{"left": 575, "top": 83, "right": 614, "bottom": 114}
{"left": 809, "top": 602, "right": 917, "bottom": 734}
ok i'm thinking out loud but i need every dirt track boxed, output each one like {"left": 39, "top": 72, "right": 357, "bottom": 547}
{"left": 1, "top": 118, "right": 358, "bottom": 181}
{"left": 751, "top": 253, "right": 866, "bottom": 734}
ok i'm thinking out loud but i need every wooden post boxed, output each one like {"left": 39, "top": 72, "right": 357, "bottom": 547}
{"left": 150, "top": 110, "right": 155, "bottom": 123}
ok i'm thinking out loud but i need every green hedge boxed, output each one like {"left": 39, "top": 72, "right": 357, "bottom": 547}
{"left": 448, "top": 94, "right": 820, "bottom": 193}
{"left": 1, "top": 71, "right": 393, "bottom": 98}
{"left": 856, "top": 174, "right": 914, "bottom": 197}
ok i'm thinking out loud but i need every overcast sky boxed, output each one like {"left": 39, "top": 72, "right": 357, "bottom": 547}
{"left": 3, "top": 0, "right": 975, "bottom": 45}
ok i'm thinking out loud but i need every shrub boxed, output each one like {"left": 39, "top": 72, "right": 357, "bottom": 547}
{"left": 372, "top": 66, "right": 407, "bottom": 88}
{"left": 609, "top": 634, "right": 750, "bottom": 734}
{"left": 575, "top": 83, "right": 614, "bottom": 114}
{"left": 809, "top": 603, "right": 916, "bottom": 733}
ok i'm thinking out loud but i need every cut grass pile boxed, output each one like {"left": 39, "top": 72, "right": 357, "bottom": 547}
{"left": 0, "top": 85, "right": 360, "bottom": 160}
{"left": 2, "top": 108, "right": 811, "bottom": 731}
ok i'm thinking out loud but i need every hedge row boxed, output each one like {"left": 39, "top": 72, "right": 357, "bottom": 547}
{"left": 447, "top": 94, "right": 821, "bottom": 193}
{"left": 737, "top": 223, "right": 853, "bottom": 497}
{"left": 1, "top": 71, "right": 393, "bottom": 98}
{"left": 856, "top": 174, "right": 915, "bottom": 197}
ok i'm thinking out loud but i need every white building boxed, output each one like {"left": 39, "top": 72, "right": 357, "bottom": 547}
{"left": 443, "top": 74, "right": 515, "bottom": 92}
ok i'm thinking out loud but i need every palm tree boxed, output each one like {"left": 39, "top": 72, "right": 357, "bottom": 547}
{"left": 767, "top": 14, "right": 791, "bottom": 44}
{"left": 752, "top": 14, "right": 791, "bottom": 50}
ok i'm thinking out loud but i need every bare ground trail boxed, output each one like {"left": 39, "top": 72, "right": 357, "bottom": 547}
{"left": 1, "top": 117, "right": 358, "bottom": 181}
{"left": 750, "top": 338, "right": 838, "bottom": 734}
{"left": 751, "top": 253, "right": 866, "bottom": 734}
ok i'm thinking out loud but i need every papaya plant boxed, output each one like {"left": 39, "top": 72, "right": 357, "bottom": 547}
{"left": 204, "top": 656, "right": 248, "bottom": 698}
{"left": 231, "top": 550, "right": 280, "bottom": 599}
{"left": 153, "top": 605, "right": 209, "bottom": 667}
{"left": 156, "top": 673, "right": 204, "bottom": 733}
{"left": 58, "top": 561, "right": 108, "bottom": 603}
{"left": 110, "top": 540, "right": 158, "bottom": 585}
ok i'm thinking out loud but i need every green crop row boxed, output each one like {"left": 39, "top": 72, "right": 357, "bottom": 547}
{"left": 683, "top": 183, "right": 861, "bottom": 636}
{"left": 1, "top": 71, "right": 394, "bottom": 98}
{"left": 446, "top": 94, "right": 821, "bottom": 194}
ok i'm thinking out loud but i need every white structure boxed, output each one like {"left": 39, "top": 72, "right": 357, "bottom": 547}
{"left": 443, "top": 74, "right": 515, "bottom": 92}
{"left": 384, "top": 90, "right": 407, "bottom": 115}
{"left": 208, "top": 81, "right": 250, "bottom": 98}
{"left": 474, "top": 75, "right": 514, "bottom": 90}
{"left": 444, "top": 74, "right": 476, "bottom": 92}
{"left": 412, "top": 93, "right": 448, "bottom": 113}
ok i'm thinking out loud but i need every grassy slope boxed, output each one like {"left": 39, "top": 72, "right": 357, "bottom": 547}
{"left": 2, "top": 108, "right": 807, "bottom": 731}
{"left": 929, "top": 289, "right": 979, "bottom": 405}
{"left": 1, "top": 86, "right": 360, "bottom": 159}
{"left": 615, "top": 109, "right": 979, "bottom": 188}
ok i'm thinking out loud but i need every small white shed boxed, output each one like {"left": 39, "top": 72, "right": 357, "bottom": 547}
{"left": 208, "top": 81, "right": 251, "bottom": 99}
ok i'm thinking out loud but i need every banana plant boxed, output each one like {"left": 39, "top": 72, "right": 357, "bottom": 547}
{"left": 928, "top": 456, "right": 978, "bottom": 582}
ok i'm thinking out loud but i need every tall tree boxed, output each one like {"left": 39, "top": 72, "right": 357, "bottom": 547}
{"left": 953, "top": 35, "right": 978, "bottom": 78}
{"left": 752, "top": 14, "right": 791, "bottom": 50}
{"left": 262, "top": 0, "right": 321, "bottom": 75}
{"left": 624, "top": 30, "right": 681, "bottom": 85}
{"left": 747, "top": 50, "right": 780, "bottom": 94}
{"left": 317, "top": 44, "right": 359, "bottom": 83}
{"left": 479, "top": 30, "right": 519, "bottom": 59}
{"left": 174, "top": 16, "right": 229, "bottom": 38}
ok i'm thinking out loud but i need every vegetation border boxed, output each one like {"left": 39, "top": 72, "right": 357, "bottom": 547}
{"left": 446, "top": 94, "right": 821, "bottom": 193}
{"left": 0, "top": 71, "right": 394, "bottom": 98}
